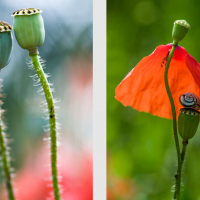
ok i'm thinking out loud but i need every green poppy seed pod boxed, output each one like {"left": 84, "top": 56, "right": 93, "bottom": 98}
{"left": 12, "top": 8, "right": 45, "bottom": 51}
{"left": 0, "top": 21, "right": 13, "bottom": 69}
{"left": 172, "top": 20, "right": 190, "bottom": 45}
{"left": 178, "top": 108, "right": 200, "bottom": 140}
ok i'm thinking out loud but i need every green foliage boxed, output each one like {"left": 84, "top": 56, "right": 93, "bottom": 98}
{"left": 107, "top": 0, "right": 200, "bottom": 199}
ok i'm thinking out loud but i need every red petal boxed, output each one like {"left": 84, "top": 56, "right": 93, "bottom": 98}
{"left": 186, "top": 53, "right": 200, "bottom": 88}
{"left": 115, "top": 44, "right": 200, "bottom": 119}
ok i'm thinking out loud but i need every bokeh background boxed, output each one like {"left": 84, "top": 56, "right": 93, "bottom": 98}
{"left": 0, "top": 0, "right": 93, "bottom": 199}
{"left": 107, "top": 1, "right": 200, "bottom": 200}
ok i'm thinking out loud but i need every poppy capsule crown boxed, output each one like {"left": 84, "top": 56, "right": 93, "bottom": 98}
{"left": 12, "top": 8, "right": 45, "bottom": 50}
{"left": 172, "top": 20, "right": 190, "bottom": 45}
{"left": 0, "top": 21, "right": 13, "bottom": 69}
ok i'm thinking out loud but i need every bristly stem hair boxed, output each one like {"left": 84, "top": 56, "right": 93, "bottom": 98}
{"left": 29, "top": 49, "right": 61, "bottom": 200}
{"left": 0, "top": 80, "right": 15, "bottom": 200}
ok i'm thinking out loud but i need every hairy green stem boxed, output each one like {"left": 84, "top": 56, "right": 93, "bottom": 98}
{"left": 180, "top": 140, "right": 188, "bottom": 167}
{"left": 29, "top": 50, "right": 61, "bottom": 200}
{"left": 164, "top": 44, "right": 181, "bottom": 200}
{"left": 0, "top": 102, "right": 15, "bottom": 200}
{"left": 173, "top": 140, "right": 188, "bottom": 199}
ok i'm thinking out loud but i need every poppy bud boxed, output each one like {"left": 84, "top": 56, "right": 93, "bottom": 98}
{"left": 172, "top": 20, "right": 190, "bottom": 45}
{"left": 178, "top": 108, "right": 200, "bottom": 140}
{"left": 12, "top": 8, "right": 45, "bottom": 50}
{"left": 0, "top": 21, "right": 13, "bottom": 69}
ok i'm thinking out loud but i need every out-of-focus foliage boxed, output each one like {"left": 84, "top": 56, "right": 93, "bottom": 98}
{"left": 107, "top": 0, "right": 200, "bottom": 199}
{"left": 0, "top": 0, "right": 92, "bottom": 197}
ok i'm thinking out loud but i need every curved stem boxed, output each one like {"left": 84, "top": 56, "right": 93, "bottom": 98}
{"left": 29, "top": 50, "right": 61, "bottom": 200}
{"left": 164, "top": 44, "right": 182, "bottom": 200}
{"left": 0, "top": 88, "right": 15, "bottom": 200}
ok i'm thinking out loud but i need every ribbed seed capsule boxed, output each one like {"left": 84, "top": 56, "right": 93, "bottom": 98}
{"left": 12, "top": 8, "right": 45, "bottom": 50}
{"left": 178, "top": 108, "right": 200, "bottom": 140}
{"left": 0, "top": 21, "right": 13, "bottom": 70}
{"left": 172, "top": 20, "right": 190, "bottom": 45}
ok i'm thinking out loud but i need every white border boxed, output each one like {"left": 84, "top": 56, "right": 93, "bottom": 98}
{"left": 93, "top": 0, "right": 106, "bottom": 199}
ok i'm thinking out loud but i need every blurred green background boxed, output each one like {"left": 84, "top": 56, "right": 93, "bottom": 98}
{"left": 107, "top": 0, "right": 200, "bottom": 199}
{"left": 0, "top": 0, "right": 93, "bottom": 197}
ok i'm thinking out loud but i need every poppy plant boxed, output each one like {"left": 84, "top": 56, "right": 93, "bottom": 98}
{"left": 115, "top": 20, "right": 199, "bottom": 200}
{"left": 115, "top": 43, "right": 200, "bottom": 119}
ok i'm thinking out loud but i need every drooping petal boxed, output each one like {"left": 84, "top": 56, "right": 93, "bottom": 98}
{"left": 115, "top": 44, "right": 200, "bottom": 119}
{"left": 185, "top": 53, "right": 200, "bottom": 88}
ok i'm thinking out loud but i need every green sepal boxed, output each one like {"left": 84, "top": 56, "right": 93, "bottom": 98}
{"left": 172, "top": 20, "right": 190, "bottom": 45}
{"left": 178, "top": 108, "right": 200, "bottom": 140}
{"left": 13, "top": 12, "right": 45, "bottom": 50}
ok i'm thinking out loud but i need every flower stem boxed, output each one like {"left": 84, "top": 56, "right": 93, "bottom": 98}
{"left": 164, "top": 44, "right": 182, "bottom": 200}
{"left": 29, "top": 49, "right": 61, "bottom": 200}
{"left": 0, "top": 86, "right": 15, "bottom": 200}
{"left": 173, "top": 140, "right": 188, "bottom": 199}
{"left": 180, "top": 140, "right": 188, "bottom": 167}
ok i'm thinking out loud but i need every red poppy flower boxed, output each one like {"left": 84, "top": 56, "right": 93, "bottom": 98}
{"left": 115, "top": 44, "right": 200, "bottom": 119}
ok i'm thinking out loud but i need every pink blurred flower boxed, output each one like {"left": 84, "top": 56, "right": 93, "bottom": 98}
{"left": 1, "top": 144, "right": 93, "bottom": 200}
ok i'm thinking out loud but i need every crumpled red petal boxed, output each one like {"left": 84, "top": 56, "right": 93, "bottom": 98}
{"left": 115, "top": 44, "right": 200, "bottom": 119}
